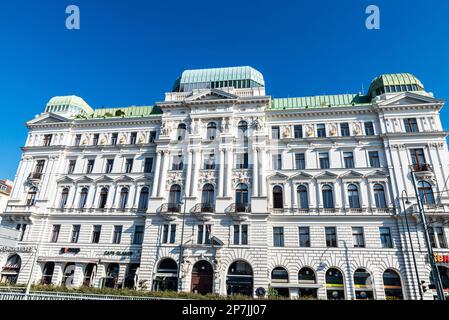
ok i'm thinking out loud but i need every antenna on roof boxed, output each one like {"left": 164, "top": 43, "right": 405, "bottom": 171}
{"left": 361, "top": 83, "right": 365, "bottom": 94}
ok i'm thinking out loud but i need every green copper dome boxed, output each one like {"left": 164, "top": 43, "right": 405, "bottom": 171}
{"left": 368, "top": 73, "right": 424, "bottom": 98}
{"left": 173, "top": 66, "right": 265, "bottom": 92}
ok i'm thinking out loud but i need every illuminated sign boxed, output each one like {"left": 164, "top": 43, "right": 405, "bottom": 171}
{"left": 434, "top": 254, "right": 449, "bottom": 264}
{"left": 60, "top": 248, "right": 80, "bottom": 254}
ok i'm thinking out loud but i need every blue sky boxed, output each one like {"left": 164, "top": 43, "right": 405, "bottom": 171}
{"left": 0, "top": 0, "right": 448, "bottom": 180}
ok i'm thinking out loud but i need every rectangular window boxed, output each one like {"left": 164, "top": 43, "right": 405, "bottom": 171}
{"left": 130, "top": 132, "right": 137, "bottom": 145}
{"left": 295, "top": 153, "right": 305, "bottom": 170}
{"left": 319, "top": 152, "right": 330, "bottom": 169}
{"left": 112, "top": 225, "right": 123, "bottom": 244}
{"left": 172, "top": 154, "right": 184, "bottom": 171}
{"left": 43, "top": 134, "right": 53, "bottom": 146}
{"left": 71, "top": 225, "right": 80, "bottom": 243}
{"left": 435, "top": 227, "right": 447, "bottom": 249}
{"left": 325, "top": 227, "right": 337, "bottom": 248}
{"left": 86, "top": 159, "right": 95, "bottom": 174}
{"left": 204, "top": 153, "right": 216, "bottom": 170}
{"left": 233, "top": 225, "right": 248, "bottom": 245}
{"left": 133, "top": 226, "right": 144, "bottom": 245}
{"left": 170, "top": 224, "right": 176, "bottom": 244}
{"left": 197, "top": 225, "right": 212, "bottom": 245}
{"left": 380, "top": 227, "right": 393, "bottom": 248}
{"left": 92, "top": 225, "right": 101, "bottom": 244}
{"left": 352, "top": 227, "right": 365, "bottom": 248}
{"left": 144, "top": 158, "right": 153, "bottom": 173}
{"left": 273, "top": 154, "right": 282, "bottom": 170}
{"left": 361, "top": 120, "right": 375, "bottom": 135}
{"left": 236, "top": 153, "right": 249, "bottom": 169}
{"left": 68, "top": 160, "right": 76, "bottom": 174}
{"left": 74, "top": 134, "right": 81, "bottom": 146}
{"left": 273, "top": 227, "right": 284, "bottom": 247}
{"left": 404, "top": 118, "right": 419, "bottom": 133}
{"left": 50, "top": 225, "right": 60, "bottom": 243}
{"left": 149, "top": 131, "right": 157, "bottom": 143}
{"left": 369, "top": 151, "right": 380, "bottom": 168}
{"left": 272, "top": 126, "right": 280, "bottom": 139}
{"left": 162, "top": 225, "right": 169, "bottom": 244}
{"left": 410, "top": 148, "right": 426, "bottom": 169}
{"left": 125, "top": 158, "right": 134, "bottom": 173}
{"left": 340, "top": 123, "right": 350, "bottom": 137}
{"left": 299, "top": 227, "right": 310, "bottom": 247}
{"left": 111, "top": 133, "right": 118, "bottom": 145}
{"left": 93, "top": 134, "right": 99, "bottom": 146}
{"left": 344, "top": 152, "right": 354, "bottom": 169}
{"left": 105, "top": 159, "right": 114, "bottom": 174}
{"left": 294, "top": 125, "right": 303, "bottom": 139}
{"left": 317, "top": 124, "right": 326, "bottom": 137}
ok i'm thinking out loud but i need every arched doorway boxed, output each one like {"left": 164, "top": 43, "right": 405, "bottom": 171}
{"left": 226, "top": 261, "right": 253, "bottom": 296}
{"left": 103, "top": 263, "right": 120, "bottom": 288}
{"left": 191, "top": 260, "right": 214, "bottom": 295}
{"left": 41, "top": 262, "right": 55, "bottom": 285}
{"left": 353, "top": 268, "right": 374, "bottom": 300}
{"left": 326, "top": 268, "right": 345, "bottom": 300}
{"left": 153, "top": 258, "right": 178, "bottom": 291}
{"left": 83, "top": 264, "right": 97, "bottom": 287}
{"left": 383, "top": 269, "right": 403, "bottom": 300}
{"left": 62, "top": 263, "right": 76, "bottom": 287}
{"left": 1, "top": 255, "right": 21, "bottom": 284}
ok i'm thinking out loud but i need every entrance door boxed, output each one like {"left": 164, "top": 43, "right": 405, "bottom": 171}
{"left": 191, "top": 261, "right": 214, "bottom": 295}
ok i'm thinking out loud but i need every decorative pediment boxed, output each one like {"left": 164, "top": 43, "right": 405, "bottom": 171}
{"left": 95, "top": 175, "right": 114, "bottom": 183}
{"left": 378, "top": 92, "right": 444, "bottom": 107}
{"left": 75, "top": 176, "right": 94, "bottom": 184}
{"left": 365, "top": 170, "right": 389, "bottom": 180}
{"left": 290, "top": 172, "right": 314, "bottom": 181}
{"left": 135, "top": 174, "right": 151, "bottom": 182}
{"left": 185, "top": 89, "right": 238, "bottom": 102}
{"left": 115, "top": 175, "right": 134, "bottom": 183}
{"left": 56, "top": 176, "right": 75, "bottom": 184}
{"left": 340, "top": 170, "right": 364, "bottom": 180}
{"left": 27, "top": 113, "right": 70, "bottom": 125}
{"left": 267, "top": 172, "right": 289, "bottom": 181}
{"left": 315, "top": 171, "right": 339, "bottom": 180}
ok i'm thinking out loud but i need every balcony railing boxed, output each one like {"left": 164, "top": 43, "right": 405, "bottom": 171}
{"left": 191, "top": 203, "right": 216, "bottom": 213}
{"left": 28, "top": 172, "right": 43, "bottom": 180}
{"left": 229, "top": 203, "right": 251, "bottom": 213}
{"left": 412, "top": 163, "right": 433, "bottom": 173}
{"left": 160, "top": 203, "right": 182, "bottom": 213}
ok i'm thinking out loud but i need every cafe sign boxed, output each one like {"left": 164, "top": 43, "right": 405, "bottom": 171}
{"left": 0, "top": 246, "right": 34, "bottom": 254}
{"left": 104, "top": 251, "right": 133, "bottom": 256}
{"left": 60, "top": 248, "right": 81, "bottom": 254}
{"left": 434, "top": 254, "right": 449, "bottom": 264}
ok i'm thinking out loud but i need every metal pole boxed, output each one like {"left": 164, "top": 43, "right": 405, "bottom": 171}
{"left": 410, "top": 167, "right": 445, "bottom": 300}
{"left": 25, "top": 244, "right": 39, "bottom": 299}
{"left": 400, "top": 190, "right": 423, "bottom": 300}
{"left": 176, "top": 188, "right": 188, "bottom": 292}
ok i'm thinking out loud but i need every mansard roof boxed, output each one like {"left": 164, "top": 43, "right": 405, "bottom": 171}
{"left": 270, "top": 94, "right": 370, "bottom": 110}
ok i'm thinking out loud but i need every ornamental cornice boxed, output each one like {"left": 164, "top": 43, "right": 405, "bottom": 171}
{"left": 232, "top": 170, "right": 252, "bottom": 187}
{"left": 198, "top": 170, "right": 218, "bottom": 188}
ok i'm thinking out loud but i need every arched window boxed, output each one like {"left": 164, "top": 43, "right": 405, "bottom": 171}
{"left": 153, "top": 258, "right": 178, "bottom": 292}
{"left": 207, "top": 122, "right": 217, "bottom": 140}
{"left": 201, "top": 184, "right": 215, "bottom": 212}
{"left": 383, "top": 269, "right": 403, "bottom": 300}
{"left": 297, "top": 185, "right": 309, "bottom": 209}
{"left": 41, "top": 262, "right": 55, "bottom": 285}
{"left": 26, "top": 187, "right": 37, "bottom": 206}
{"left": 104, "top": 263, "right": 120, "bottom": 289}
{"left": 119, "top": 187, "right": 129, "bottom": 209}
{"left": 99, "top": 187, "right": 108, "bottom": 209}
{"left": 138, "top": 187, "right": 149, "bottom": 210}
{"left": 273, "top": 186, "right": 284, "bottom": 209}
{"left": 83, "top": 264, "right": 97, "bottom": 287}
{"left": 177, "top": 123, "right": 187, "bottom": 141}
{"left": 169, "top": 185, "right": 182, "bottom": 211}
{"left": 326, "top": 268, "right": 345, "bottom": 300}
{"left": 79, "top": 188, "right": 89, "bottom": 208}
{"left": 1, "top": 255, "right": 21, "bottom": 284}
{"left": 298, "top": 267, "right": 316, "bottom": 284}
{"left": 373, "top": 184, "right": 387, "bottom": 209}
{"left": 227, "top": 261, "right": 253, "bottom": 296}
{"left": 62, "top": 263, "right": 76, "bottom": 287}
{"left": 271, "top": 267, "right": 289, "bottom": 283}
{"left": 235, "top": 184, "right": 249, "bottom": 212}
{"left": 59, "top": 188, "right": 70, "bottom": 209}
{"left": 348, "top": 184, "right": 361, "bottom": 209}
{"left": 354, "top": 268, "right": 374, "bottom": 300}
{"left": 418, "top": 181, "right": 436, "bottom": 206}
{"left": 322, "top": 185, "right": 334, "bottom": 209}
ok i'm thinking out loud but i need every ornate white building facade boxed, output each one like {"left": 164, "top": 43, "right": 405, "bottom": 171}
{"left": 1, "top": 67, "right": 449, "bottom": 299}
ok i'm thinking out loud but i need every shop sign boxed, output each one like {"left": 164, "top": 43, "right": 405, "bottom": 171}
{"left": 104, "top": 251, "right": 133, "bottom": 256}
{"left": 0, "top": 246, "right": 34, "bottom": 253}
{"left": 434, "top": 254, "right": 449, "bottom": 264}
{"left": 60, "top": 248, "right": 80, "bottom": 254}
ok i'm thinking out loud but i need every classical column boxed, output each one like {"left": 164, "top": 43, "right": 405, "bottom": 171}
{"left": 185, "top": 150, "right": 193, "bottom": 197}
{"left": 151, "top": 151, "right": 162, "bottom": 198}
{"left": 218, "top": 148, "right": 225, "bottom": 197}
{"left": 225, "top": 148, "right": 232, "bottom": 197}
{"left": 260, "top": 149, "right": 267, "bottom": 197}
{"left": 191, "top": 150, "right": 202, "bottom": 198}
{"left": 252, "top": 147, "right": 259, "bottom": 197}
{"left": 158, "top": 151, "right": 169, "bottom": 198}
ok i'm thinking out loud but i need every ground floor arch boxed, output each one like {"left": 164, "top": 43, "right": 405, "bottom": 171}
{"left": 191, "top": 260, "right": 214, "bottom": 295}
{"left": 1, "top": 254, "right": 22, "bottom": 284}
{"left": 226, "top": 260, "right": 253, "bottom": 296}
{"left": 153, "top": 258, "right": 178, "bottom": 292}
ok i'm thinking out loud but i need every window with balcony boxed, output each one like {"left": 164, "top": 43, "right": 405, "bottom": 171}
{"left": 79, "top": 188, "right": 89, "bottom": 209}
{"left": 294, "top": 125, "right": 303, "bottom": 139}
{"left": 322, "top": 185, "right": 334, "bottom": 209}
{"left": 235, "top": 183, "right": 249, "bottom": 212}
{"left": 297, "top": 185, "right": 309, "bottom": 209}
{"left": 68, "top": 160, "right": 76, "bottom": 174}
{"left": 112, "top": 225, "right": 123, "bottom": 244}
{"left": 364, "top": 122, "right": 375, "bottom": 136}
{"left": 272, "top": 126, "right": 280, "bottom": 140}
{"left": 352, "top": 227, "right": 365, "bottom": 248}
{"left": 144, "top": 158, "right": 153, "bottom": 173}
{"left": 317, "top": 124, "right": 326, "bottom": 137}
{"left": 340, "top": 123, "right": 350, "bottom": 137}
{"left": 207, "top": 122, "right": 217, "bottom": 140}
{"left": 201, "top": 184, "right": 215, "bottom": 212}
{"left": 404, "top": 118, "right": 419, "bottom": 133}
{"left": 233, "top": 225, "right": 248, "bottom": 245}
{"left": 325, "top": 227, "right": 337, "bottom": 247}
{"left": 168, "top": 185, "right": 182, "bottom": 212}
{"left": 31, "top": 160, "right": 45, "bottom": 179}
{"left": 295, "top": 153, "right": 305, "bottom": 170}
{"left": 273, "top": 227, "right": 284, "bottom": 247}
{"left": 299, "top": 227, "right": 310, "bottom": 247}
{"left": 105, "top": 159, "right": 114, "bottom": 174}
{"left": 410, "top": 148, "right": 427, "bottom": 171}
{"left": 348, "top": 184, "right": 361, "bottom": 209}
{"left": 273, "top": 186, "right": 284, "bottom": 209}
{"left": 43, "top": 134, "right": 53, "bottom": 146}
{"left": 125, "top": 158, "right": 134, "bottom": 173}
{"left": 92, "top": 225, "right": 101, "bottom": 244}
{"left": 369, "top": 151, "right": 380, "bottom": 168}
{"left": 319, "top": 152, "right": 330, "bottom": 169}
{"left": 374, "top": 184, "right": 387, "bottom": 209}
{"left": 343, "top": 152, "right": 354, "bottom": 169}
{"left": 197, "top": 224, "right": 211, "bottom": 245}
{"left": 380, "top": 227, "right": 393, "bottom": 248}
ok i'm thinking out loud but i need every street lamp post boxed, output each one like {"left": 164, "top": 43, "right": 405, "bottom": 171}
{"left": 176, "top": 189, "right": 188, "bottom": 293}
{"left": 409, "top": 166, "right": 445, "bottom": 300}
{"left": 400, "top": 190, "right": 423, "bottom": 300}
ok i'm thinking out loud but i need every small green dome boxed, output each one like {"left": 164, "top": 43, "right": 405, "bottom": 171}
{"left": 368, "top": 73, "right": 424, "bottom": 97}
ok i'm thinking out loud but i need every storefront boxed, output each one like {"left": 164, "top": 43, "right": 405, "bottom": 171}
{"left": 152, "top": 258, "right": 178, "bottom": 291}
{"left": 297, "top": 267, "right": 319, "bottom": 298}
{"left": 271, "top": 267, "right": 290, "bottom": 297}
{"left": 226, "top": 261, "right": 253, "bottom": 296}
{"left": 383, "top": 269, "right": 403, "bottom": 300}
{"left": 1, "top": 254, "right": 21, "bottom": 284}
{"left": 326, "top": 268, "right": 345, "bottom": 300}
{"left": 353, "top": 268, "right": 374, "bottom": 300}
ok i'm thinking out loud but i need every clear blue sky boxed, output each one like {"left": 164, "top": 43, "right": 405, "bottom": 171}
{"left": 0, "top": 0, "right": 448, "bottom": 180}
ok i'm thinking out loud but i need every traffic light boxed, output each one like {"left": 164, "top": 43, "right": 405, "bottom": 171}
{"left": 421, "top": 281, "right": 428, "bottom": 293}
